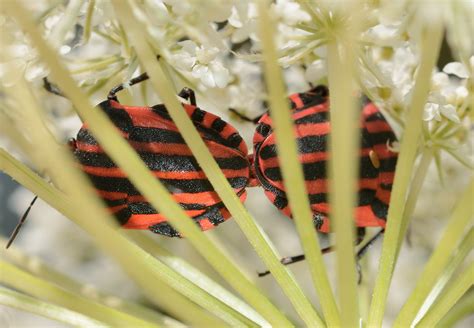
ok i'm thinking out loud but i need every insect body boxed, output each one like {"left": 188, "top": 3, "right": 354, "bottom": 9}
{"left": 72, "top": 86, "right": 249, "bottom": 237}
{"left": 252, "top": 85, "right": 398, "bottom": 234}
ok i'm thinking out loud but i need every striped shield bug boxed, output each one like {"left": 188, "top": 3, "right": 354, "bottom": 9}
{"left": 232, "top": 85, "right": 398, "bottom": 276}
{"left": 72, "top": 74, "right": 251, "bottom": 237}
{"left": 6, "top": 73, "right": 251, "bottom": 247}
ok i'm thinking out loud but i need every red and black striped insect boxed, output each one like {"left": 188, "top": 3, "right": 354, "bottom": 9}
{"left": 72, "top": 75, "right": 251, "bottom": 237}
{"left": 6, "top": 74, "right": 250, "bottom": 247}
{"left": 232, "top": 85, "right": 398, "bottom": 276}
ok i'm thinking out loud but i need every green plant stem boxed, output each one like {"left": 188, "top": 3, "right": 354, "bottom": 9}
{"left": 414, "top": 228, "right": 473, "bottom": 324}
{"left": 393, "top": 180, "right": 474, "bottom": 327}
{"left": 326, "top": 3, "right": 367, "bottom": 325}
{"left": 70, "top": 55, "right": 123, "bottom": 74}
{"left": 0, "top": 286, "right": 107, "bottom": 328}
{"left": 0, "top": 260, "right": 158, "bottom": 327}
{"left": 396, "top": 149, "right": 433, "bottom": 256}
{"left": 83, "top": 0, "right": 95, "bottom": 44}
{"left": 0, "top": 149, "right": 247, "bottom": 327}
{"left": 257, "top": 1, "right": 340, "bottom": 326}
{"left": 113, "top": 0, "right": 324, "bottom": 325}
{"left": 5, "top": 2, "right": 287, "bottom": 326}
{"left": 416, "top": 263, "right": 474, "bottom": 327}
{"left": 48, "top": 0, "right": 83, "bottom": 48}
{"left": 126, "top": 231, "right": 269, "bottom": 327}
{"left": 0, "top": 240, "right": 185, "bottom": 327}
{"left": 367, "top": 21, "right": 444, "bottom": 327}
{"left": 437, "top": 289, "right": 474, "bottom": 327}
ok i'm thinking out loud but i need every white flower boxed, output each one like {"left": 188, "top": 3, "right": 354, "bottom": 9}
{"left": 305, "top": 59, "right": 327, "bottom": 83}
{"left": 272, "top": 0, "right": 311, "bottom": 26}
{"left": 171, "top": 40, "right": 230, "bottom": 88}
{"left": 228, "top": 3, "right": 258, "bottom": 44}
{"left": 423, "top": 103, "right": 442, "bottom": 122}
{"left": 362, "top": 24, "right": 406, "bottom": 47}
{"left": 443, "top": 61, "right": 471, "bottom": 79}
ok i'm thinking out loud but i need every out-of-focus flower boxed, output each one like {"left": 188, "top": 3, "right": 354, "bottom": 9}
{"left": 304, "top": 59, "right": 327, "bottom": 83}
{"left": 272, "top": 0, "right": 310, "bottom": 26}
{"left": 171, "top": 40, "right": 230, "bottom": 88}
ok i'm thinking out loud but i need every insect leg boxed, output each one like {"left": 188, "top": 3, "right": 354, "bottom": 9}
{"left": 257, "top": 245, "right": 334, "bottom": 277}
{"left": 107, "top": 72, "right": 150, "bottom": 101}
{"left": 178, "top": 87, "right": 197, "bottom": 106}
{"left": 43, "top": 78, "right": 66, "bottom": 97}
{"left": 5, "top": 196, "right": 38, "bottom": 249}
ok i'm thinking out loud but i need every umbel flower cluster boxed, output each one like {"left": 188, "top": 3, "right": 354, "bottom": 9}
{"left": 1, "top": 0, "right": 472, "bottom": 172}
{"left": 0, "top": 0, "right": 472, "bottom": 327}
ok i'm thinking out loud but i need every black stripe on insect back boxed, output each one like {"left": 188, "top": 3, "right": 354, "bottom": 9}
{"left": 99, "top": 101, "right": 133, "bottom": 133}
{"left": 264, "top": 156, "right": 379, "bottom": 182}
{"left": 77, "top": 129, "right": 98, "bottom": 145}
{"left": 294, "top": 112, "right": 329, "bottom": 125}
{"left": 129, "top": 127, "right": 185, "bottom": 144}
{"left": 76, "top": 150, "right": 247, "bottom": 171}
{"left": 88, "top": 175, "right": 248, "bottom": 194}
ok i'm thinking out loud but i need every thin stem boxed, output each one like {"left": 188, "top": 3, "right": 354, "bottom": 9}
{"left": 393, "top": 180, "right": 473, "bottom": 327}
{"left": 0, "top": 261, "right": 159, "bottom": 327}
{"left": 395, "top": 149, "right": 433, "bottom": 256}
{"left": 257, "top": 0, "right": 339, "bottom": 326}
{"left": 367, "top": 21, "right": 444, "bottom": 327}
{"left": 416, "top": 264, "right": 474, "bottom": 327}
{"left": 0, "top": 286, "right": 107, "bottom": 327}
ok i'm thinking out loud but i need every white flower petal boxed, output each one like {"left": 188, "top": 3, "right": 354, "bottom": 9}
{"left": 440, "top": 104, "right": 461, "bottom": 123}
{"left": 423, "top": 103, "right": 441, "bottom": 121}
{"left": 209, "top": 62, "right": 230, "bottom": 88}
{"left": 196, "top": 46, "right": 219, "bottom": 64}
{"left": 171, "top": 52, "right": 196, "bottom": 71}
{"left": 178, "top": 40, "right": 197, "bottom": 56}
{"left": 431, "top": 72, "right": 449, "bottom": 90}
{"left": 443, "top": 62, "right": 469, "bottom": 78}
{"left": 305, "top": 59, "right": 327, "bottom": 82}
{"left": 228, "top": 6, "right": 243, "bottom": 28}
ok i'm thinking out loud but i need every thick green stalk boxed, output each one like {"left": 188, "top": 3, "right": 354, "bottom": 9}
{"left": 257, "top": 0, "right": 340, "bottom": 326}
{"left": 5, "top": 2, "right": 290, "bottom": 326}
{"left": 416, "top": 263, "right": 474, "bottom": 327}
{"left": 327, "top": 41, "right": 360, "bottom": 328}
{"left": 437, "top": 290, "right": 474, "bottom": 327}
{"left": 393, "top": 180, "right": 473, "bottom": 327}
{"left": 0, "top": 149, "right": 246, "bottom": 327}
{"left": 396, "top": 149, "right": 433, "bottom": 255}
{"left": 367, "top": 21, "right": 444, "bottom": 326}
{"left": 0, "top": 286, "right": 106, "bottom": 328}
{"left": 414, "top": 228, "right": 473, "bottom": 324}
{"left": 0, "top": 261, "right": 158, "bottom": 327}
{"left": 0, "top": 241, "right": 185, "bottom": 327}
{"left": 113, "top": 0, "right": 324, "bottom": 325}
{"left": 126, "top": 231, "right": 269, "bottom": 327}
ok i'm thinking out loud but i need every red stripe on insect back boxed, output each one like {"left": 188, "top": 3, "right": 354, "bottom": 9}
{"left": 292, "top": 103, "right": 329, "bottom": 120}
{"left": 82, "top": 165, "right": 248, "bottom": 180}
{"left": 364, "top": 121, "right": 395, "bottom": 134}
{"left": 355, "top": 205, "right": 387, "bottom": 228}
{"left": 295, "top": 122, "right": 331, "bottom": 138}
{"left": 108, "top": 204, "right": 128, "bottom": 213}
{"left": 375, "top": 189, "right": 392, "bottom": 204}
{"left": 123, "top": 213, "right": 167, "bottom": 229}
{"left": 362, "top": 102, "right": 380, "bottom": 117}
{"left": 97, "top": 190, "right": 127, "bottom": 200}
{"left": 289, "top": 93, "right": 304, "bottom": 108}
{"left": 199, "top": 218, "right": 214, "bottom": 231}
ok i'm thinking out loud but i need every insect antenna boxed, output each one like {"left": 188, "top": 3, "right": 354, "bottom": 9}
{"left": 5, "top": 195, "right": 38, "bottom": 249}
